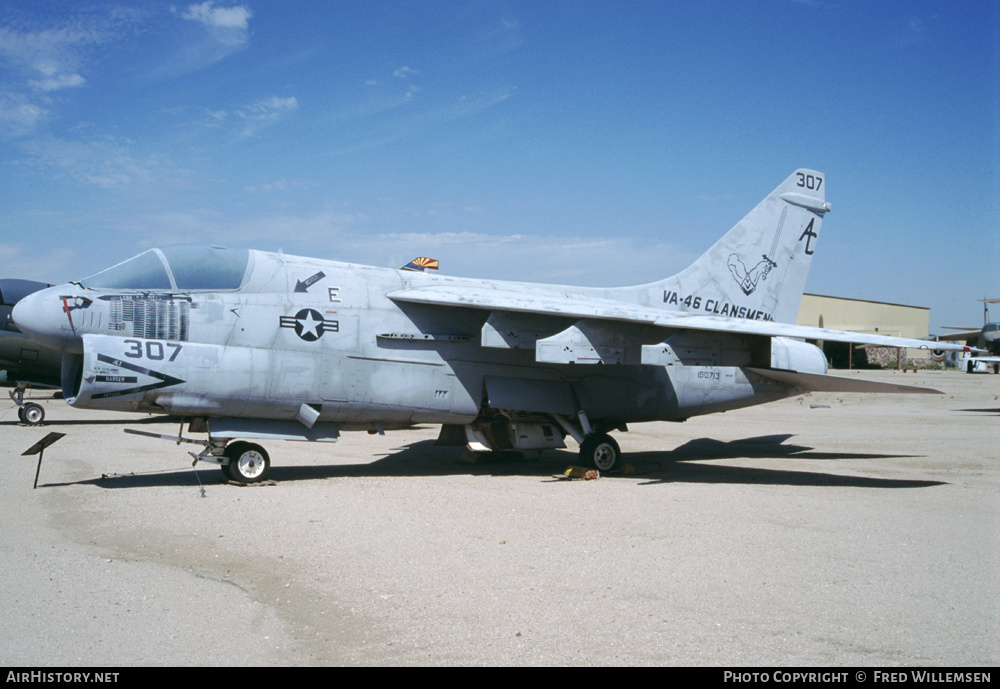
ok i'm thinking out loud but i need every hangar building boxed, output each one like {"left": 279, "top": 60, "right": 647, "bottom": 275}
{"left": 795, "top": 294, "right": 931, "bottom": 369}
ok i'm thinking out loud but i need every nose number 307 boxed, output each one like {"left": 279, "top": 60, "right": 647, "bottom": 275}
{"left": 122, "top": 339, "right": 183, "bottom": 362}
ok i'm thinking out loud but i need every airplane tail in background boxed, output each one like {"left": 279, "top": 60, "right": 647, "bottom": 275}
{"left": 625, "top": 169, "right": 830, "bottom": 324}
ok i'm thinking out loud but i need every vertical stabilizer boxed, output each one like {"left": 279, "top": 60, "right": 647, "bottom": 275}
{"left": 625, "top": 169, "right": 830, "bottom": 324}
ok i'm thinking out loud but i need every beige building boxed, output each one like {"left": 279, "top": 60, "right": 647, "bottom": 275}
{"left": 795, "top": 294, "right": 931, "bottom": 369}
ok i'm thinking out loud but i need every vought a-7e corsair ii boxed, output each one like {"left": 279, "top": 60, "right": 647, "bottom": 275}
{"left": 13, "top": 170, "right": 972, "bottom": 482}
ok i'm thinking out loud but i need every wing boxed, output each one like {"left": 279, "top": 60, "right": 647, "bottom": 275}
{"left": 387, "top": 285, "right": 974, "bottom": 354}
{"left": 935, "top": 328, "right": 982, "bottom": 342}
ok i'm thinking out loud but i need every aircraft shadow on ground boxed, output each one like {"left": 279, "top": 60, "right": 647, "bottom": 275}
{"left": 44, "top": 433, "right": 943, "bottom": 491}
{"left": 1, "top": 415, "right": 181, "bottom": 428}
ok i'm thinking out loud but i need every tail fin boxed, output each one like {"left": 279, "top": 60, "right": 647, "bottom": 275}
{"left": 628, "top": 169, "right": 830, "bottom": 324}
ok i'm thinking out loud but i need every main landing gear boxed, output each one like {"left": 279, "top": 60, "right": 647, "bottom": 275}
{"left": 221, "top": 441, "right": 271, "bottom": 484}
{"left": 579, "top": 433, "right": 622, "bottom": 473}
{"left": 552, "top": 411, "right": 624, "bottom": 473}
{"left": 195, "top": 438, "right": 271, "bottom": 484}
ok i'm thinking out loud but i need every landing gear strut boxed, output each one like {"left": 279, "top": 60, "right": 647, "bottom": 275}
{"left": 553, "top": 411, "right": 624, "bottom": 472}
{"left": 10, "top": 385, "right": 45, "bottom": 425}
{"left": 123, "top": 427, "right": 272, "bottom": 485}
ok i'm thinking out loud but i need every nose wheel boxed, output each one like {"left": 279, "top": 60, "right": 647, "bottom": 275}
{"left": 17, "top": 403, "right": 46, "bottom": 425}
{"left": 10, "top": 386, "right": 45, "bottom": 425}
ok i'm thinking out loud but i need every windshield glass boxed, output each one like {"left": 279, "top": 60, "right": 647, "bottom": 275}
{"left": 80, "top": 246, "right": 250, "bottom": 291}
{"left": 81, "top": 250, "right": 172, "bottom": 289}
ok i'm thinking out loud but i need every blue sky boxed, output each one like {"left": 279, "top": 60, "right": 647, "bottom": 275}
{"left": 1, "top": 0, "right": 997, "bottom": 331}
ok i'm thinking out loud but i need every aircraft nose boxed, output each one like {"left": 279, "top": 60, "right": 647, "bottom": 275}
{"left": 12, "top": 286, "right": 81, "bottom": 352}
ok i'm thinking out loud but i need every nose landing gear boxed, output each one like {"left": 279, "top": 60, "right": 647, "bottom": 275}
{"left": 10, "top": 385, "right": 45, "bottom": 425}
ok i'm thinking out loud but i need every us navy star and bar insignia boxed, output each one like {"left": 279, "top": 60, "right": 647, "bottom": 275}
{"left": 280, "top": 308, "right": 339, "bottom": 341}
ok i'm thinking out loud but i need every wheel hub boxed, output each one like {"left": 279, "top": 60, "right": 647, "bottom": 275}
{"left": 237, "top": 452, "right": 265, "bottom": 479}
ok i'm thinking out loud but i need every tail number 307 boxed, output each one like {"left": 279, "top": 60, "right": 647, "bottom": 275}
{"left": 797, "top": 173, "right": 823, "bottom": 191}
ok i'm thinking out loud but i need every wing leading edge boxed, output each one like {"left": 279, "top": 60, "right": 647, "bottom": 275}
{"left": 386, "top": 286, "right": 973, "bottom": 355}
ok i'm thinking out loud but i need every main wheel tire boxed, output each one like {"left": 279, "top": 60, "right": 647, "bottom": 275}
{"left": 580, "top": 433, "right": 621, "bottom": 473}
{"left": 21, "top": 403, "right": 44, "bottom": 425}
{"left": 224, "top": 442, "right": 270, "bottom": 484}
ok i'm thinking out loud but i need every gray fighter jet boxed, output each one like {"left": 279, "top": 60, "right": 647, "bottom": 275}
{"left": 936, "top": 299, "right": 1000, "bottom": 373}
{"left": 13, "top": 169, "right": 972, "bottom": 482}
{"left": 1, "top": 279, "right": 58, "bottom": 424}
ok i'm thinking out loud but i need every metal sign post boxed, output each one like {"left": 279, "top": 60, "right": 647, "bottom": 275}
{"left": 21, "top": 432, "right": 66, "bottom": 489}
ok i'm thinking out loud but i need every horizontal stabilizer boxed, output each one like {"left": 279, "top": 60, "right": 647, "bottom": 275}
{"left": 746, "top": 368, "right": 942, "bottom": 394}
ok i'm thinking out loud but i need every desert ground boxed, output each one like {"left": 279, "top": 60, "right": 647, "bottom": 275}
{"left": 1, "top": 369, "right": 997, "bottom": 666}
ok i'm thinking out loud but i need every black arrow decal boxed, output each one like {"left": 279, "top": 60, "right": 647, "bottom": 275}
{"left": 294, "top": 271, "right": 326, "bottom": 293}
{"left": 92, "top": 354, "right": 185, "bottom": 399}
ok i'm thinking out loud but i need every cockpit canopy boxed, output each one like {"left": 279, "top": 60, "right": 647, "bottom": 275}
{"left": 80, "top": 245, "right": 250, "bottom": 291}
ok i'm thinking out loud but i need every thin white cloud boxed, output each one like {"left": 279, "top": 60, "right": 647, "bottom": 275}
{"left": 244, "top": 96, "right": 298, "bottom": 116}
{"left": 453, "top": 89, "right": 514, "bottom": 117}
{"left": 393, "top": 66, "right": 418, "bottom": 79}
{"left": 0, "top": 25, "right": 89, "bottom": 82}
{"left": 0, "top": 92, "right": 46, "bottom": 138}
{"left": 244, "top": 178, "right": 318, "bottom": 193}
{"left": 0, "top": 10, "right": 140, "bottom": 134}
{"left": 234, "top": 96, "right": 299, "bottom": 138}
{"left": 153, "top": 2, "right": 253, "bottom": 77}
{"left": 181, "top": 2, "right": 253, "bottom": 31}
{"left": 28, "top": 73, "right": 86, "bottom": 92}
{"left": 18, "top": 135, "right": 159, "bottom": 188}
{"left": 0, "top": 11, "right": 134, "bottom": 84}
{"left": 194, "top": 96, "right": 298, "bottom": 137}
{"left": 473, "top": 17, "right": 523, "bottom": 57}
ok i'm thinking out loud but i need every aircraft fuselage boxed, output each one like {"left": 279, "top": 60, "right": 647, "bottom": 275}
{"left": 18, "top": 250, "right": 794, "bottom": 431}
